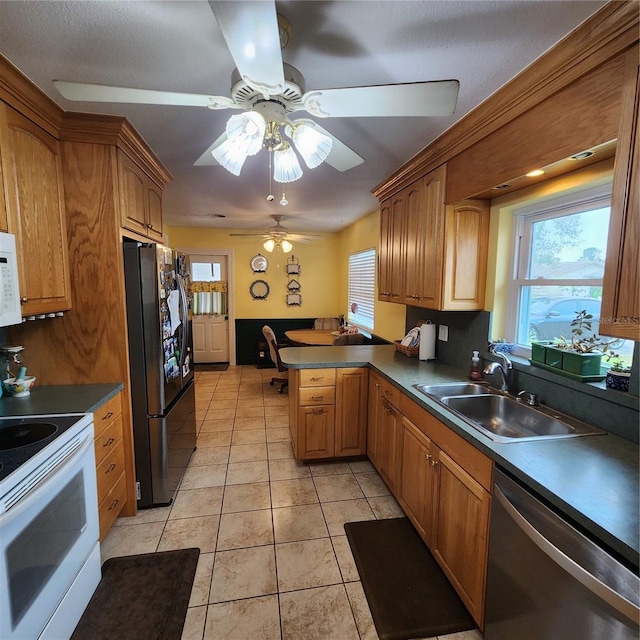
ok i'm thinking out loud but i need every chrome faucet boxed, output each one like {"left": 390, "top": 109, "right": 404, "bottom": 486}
{"left": 483, "top": 348, "right": 513, "bottom": 393}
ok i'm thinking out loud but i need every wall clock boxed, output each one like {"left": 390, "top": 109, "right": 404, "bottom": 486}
{"left": 250, "top": 254, "right": 268, "bottom": 272}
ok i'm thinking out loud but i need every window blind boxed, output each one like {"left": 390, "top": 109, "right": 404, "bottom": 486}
{"left": 348, "top": 248, "right": 376, "bottom": 333}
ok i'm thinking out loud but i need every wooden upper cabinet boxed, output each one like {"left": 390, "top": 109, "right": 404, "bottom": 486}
{"left": 118, "top": 150, "right": 164, "bottom": 242}
{"left": 0, "top": 103, "right": 71, "bottom": 316}
{"left": 601, "top": 46, "right": 639, "bottom": 341}
{"left": 378, "top": 164, "right": 488, "bottom": 310}
{"left": 378, "top": 194, "right": 404, "bottom": 302}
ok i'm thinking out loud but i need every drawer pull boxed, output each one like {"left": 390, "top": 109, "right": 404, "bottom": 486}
{"left": 106, "top": 463, "right": 117, "bottom": 474}
{"left": 310, "top": 376, "right": 324, "bottom": 381}
{"left": 102, "top": 411, "right": 114, "bottom": 420}
{"left": 102, "top": 437, "right": 115, "bottom": 448}
{"left": 311, "top": 395, "right": 324, "bottom": 401}
{"left": 311, "top": 408, "right": 325, "bottom": 415}
{"left": 108, "top": 499, "right": 119, "bottom": 511}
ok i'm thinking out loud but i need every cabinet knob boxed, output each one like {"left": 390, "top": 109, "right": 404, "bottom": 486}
{"left": 375, "top": 383, "right": 381, "bottom": 388}
{"left": 430, "top": 459, "right": 439, "bottom": 467}
{"left": 425, "top": 453, "right": 432, "bottom": 461}
{"left": 20, "top": 297, "right": 28, "bottom": 304}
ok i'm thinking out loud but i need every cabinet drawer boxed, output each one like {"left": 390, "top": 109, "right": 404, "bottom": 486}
{"left": 94, "top": 413, "right": 123, "bottom": 464}
{"left": 380, "top": 378, "right": 400, "bottom": 407}
{"left": 299, "top": 368, "right": 336, "bottom": 387}
{"left": 94, "top": 393, "right": 123, "bottom": 436}
{"left": 299, "top": 386, "right": 336, "bottom": 406}
{"left": 98, "top": 470, "right": 126, "bottom": 542}
{"left": 96, "top": 439, "right": 125, "bottom": 505}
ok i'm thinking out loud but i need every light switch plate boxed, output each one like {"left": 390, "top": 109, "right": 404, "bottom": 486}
{"left": 438, "top": 324, "right": 449, "bottom": 341}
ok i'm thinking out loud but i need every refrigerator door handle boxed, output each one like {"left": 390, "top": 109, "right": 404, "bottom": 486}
{"left": 176, "top": 273, "right": 189, "bottom": 370}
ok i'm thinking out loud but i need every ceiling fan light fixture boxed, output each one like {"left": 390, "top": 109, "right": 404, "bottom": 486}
{"left": 263, "top": 238, "right": 276, "bottom": 252}
{"left": 226, "top": 111, "right": 266, "bottom": 156}
{"left": 290, "top": 122, "right": 333, "bottom": 169}
{"left": 273, "top": 142, "right": 303, "bottom": 183}
{"left": 281, "top": 239, "right": 293, "bottom": 253}
{"left": 211, "top": 136, "right": 250, "bottom": 176}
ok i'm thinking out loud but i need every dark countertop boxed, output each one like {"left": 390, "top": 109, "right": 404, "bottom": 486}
{"left": 281, "top": 345, "right": 640, "bottom": 568}
{"left": 0, "top": 383, "right": 124, "bottom": 417}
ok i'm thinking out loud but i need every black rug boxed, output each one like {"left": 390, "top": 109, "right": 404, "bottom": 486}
{"left": 194, "top": 363, "right": 229, "bottom": 371}
{"left": 71, "top": 548, "right": 200, "bottom": 640}
{"left": 344, "top": 518, "right": 475, "bottom": 640}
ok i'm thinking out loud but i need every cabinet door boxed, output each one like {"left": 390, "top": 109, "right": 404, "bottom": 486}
{"left": 402, "top": 181, "right": 424, "bottom": 304}
{"left": 367, "top": 372, "right": 382, "bottom": 467}
{"left": 432, "top": 449, "right": 490, "bottom": 626}
{"left": 0, "top": 104, "right": 71, "bottom": 316}
{"left": 298, "top": 405, "right": 335, "bottom": 459}
{"left": 146, "top": 180, "right": 164, "bottom": 242}
{"left": 601, "top": 46, "right": 639, "bottom": 341}
{"left": 441, "top": 200, "right": 490, "bottom": 310}
{"left": 335, "top": 367, "right": 368, "bottom": 457}
{"left": 118, "top": 151, "right": 148, "bottom": 235}
{"left": 378, "top": 398, "right": 403, "bottom": 495}
{"left": 417, "top": 166, "right": 446, "bottom": 308}
{"left": 400, "top": 417, "right": 435, "bottom": 545}
{"left": 378, "top": 194, "right": 404, "bottom": 302}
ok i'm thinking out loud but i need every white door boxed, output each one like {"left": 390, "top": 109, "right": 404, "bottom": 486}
{"left": 190, "top": 254, "right": 229, "bottom": 363}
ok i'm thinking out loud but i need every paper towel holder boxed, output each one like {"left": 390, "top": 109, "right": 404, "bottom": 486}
{"left": 419, "top": 320, "right": 437, "bottom": 361}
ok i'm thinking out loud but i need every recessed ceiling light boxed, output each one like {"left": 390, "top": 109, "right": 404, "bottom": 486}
{"left": 493, "top": 183, "right": 511, "bottom": 190}
{"left": 526, "top": 169, "right": 545, "bottom": 177}
{"left": 570, "top": 150, "right": 595, "bottom": 160}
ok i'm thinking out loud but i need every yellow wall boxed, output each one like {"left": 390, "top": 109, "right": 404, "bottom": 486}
{"left": 336, "top": 210, "right": 406, "bottom": 342}
{"left": 166, "top": 226, "right": 341, "bottom": 318}
{"left": 167, "top": 207, "right": 406, "bottom": 341}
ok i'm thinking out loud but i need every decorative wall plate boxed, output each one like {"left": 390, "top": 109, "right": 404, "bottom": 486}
{"left": 287, "top": 279, "right": 301, "bottom": 291}
{"left": 286, "top": 293, "right": 302, "bottom": 306}
{"left": 250, "top": 254, "right": 268, "bottom": 272}
{"left": 286, "top": 263, "right": 300, "bottom": 275}
{"left": 250, "top": 279, "right": 270, "bottom": 299}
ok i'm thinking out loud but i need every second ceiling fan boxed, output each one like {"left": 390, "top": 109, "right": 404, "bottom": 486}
{"left": 53, "top": 1, "right": 460, "bottom": 183}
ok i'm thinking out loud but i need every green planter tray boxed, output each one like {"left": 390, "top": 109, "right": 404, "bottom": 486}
{"left": 529, "top": 359, "right": 606, "bottom": 382}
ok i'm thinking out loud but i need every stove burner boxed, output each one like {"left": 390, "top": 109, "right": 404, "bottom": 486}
{"left": 0, "top": 423, "right": 58, "bottom": 451}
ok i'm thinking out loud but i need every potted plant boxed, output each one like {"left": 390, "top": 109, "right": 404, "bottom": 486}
{"left": 531, "top": 309, "right": 621, "bottom": 380}
{"left": 605, "top": 358, "right": 632, "bottom": 392}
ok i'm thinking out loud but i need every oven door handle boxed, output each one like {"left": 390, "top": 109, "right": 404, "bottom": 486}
{"left": 495, "top": 485, "right": 639, "bottom": 623}
{"left": 0, "top": 433, "right": 94, "bottom": 526}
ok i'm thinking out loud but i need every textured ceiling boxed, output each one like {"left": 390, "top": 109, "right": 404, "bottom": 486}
{"left": 0, "top": 1, "right": 607, "bottom": 234}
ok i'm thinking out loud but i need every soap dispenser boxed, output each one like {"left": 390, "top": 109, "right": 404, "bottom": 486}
{"left": 469, "top": 350, "right": 483, "bottom": 381}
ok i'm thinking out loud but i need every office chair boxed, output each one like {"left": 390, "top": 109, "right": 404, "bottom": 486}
{"left": 314, "top": 317, "right": 340, "bottom": 331}
{"left": 262, "top": 325, "right": 288, "bottom": 393}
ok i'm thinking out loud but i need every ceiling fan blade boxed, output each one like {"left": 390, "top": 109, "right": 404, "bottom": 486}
{"left": 229, "top": 232, "right": 269, "bottom": 238}
{"left": 300, "top": 80, "right": 460, "bottom": 118}
{"left": 209, "top": 0, "right": 285, "bottom": 98}
{"left": 53, "top": 80, "right": 237, "bottom": 109}
{"left": 291, "top": 119, "right": 364, "bottom": 172}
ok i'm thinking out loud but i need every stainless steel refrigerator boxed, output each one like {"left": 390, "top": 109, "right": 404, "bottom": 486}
{"left": 123, "top": 240, "right": 196, "bottom": 508}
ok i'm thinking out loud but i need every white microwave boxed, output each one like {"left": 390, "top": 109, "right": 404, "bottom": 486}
{"left": 0, "top": 232, "right": 22, "bottom": 327}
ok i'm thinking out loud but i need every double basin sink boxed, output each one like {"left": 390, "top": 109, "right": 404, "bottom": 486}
{"left": 414, "top": 383, "right": 605, "bottom": 443}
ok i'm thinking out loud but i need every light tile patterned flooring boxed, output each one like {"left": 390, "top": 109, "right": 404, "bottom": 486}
{"left": 102, "top": 366, "right": 484, "bottom": 640}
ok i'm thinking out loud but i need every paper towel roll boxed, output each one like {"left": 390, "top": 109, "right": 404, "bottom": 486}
{"left": 419, "top": 322, "right": 436, "bottom": 360}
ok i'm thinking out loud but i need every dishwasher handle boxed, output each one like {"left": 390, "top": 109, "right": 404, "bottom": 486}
{"left": 495, "top": 484, "right": 639, "bottom": 623}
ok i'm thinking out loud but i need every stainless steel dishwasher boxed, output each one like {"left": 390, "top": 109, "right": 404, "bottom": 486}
{"left": 485, "top": 468, "right": 639, "bottom": 640}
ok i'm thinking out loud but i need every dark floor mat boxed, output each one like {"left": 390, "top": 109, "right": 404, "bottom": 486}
{"left": 71, "top": 548, "right": 199, "bottom": 640}
{"left": 194, "top": 363, "right": 229, "bottom": 371}
{"left": 344, "top": 518, "right": 475, "bottom": 640}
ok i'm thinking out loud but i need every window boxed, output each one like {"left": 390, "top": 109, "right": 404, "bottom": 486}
{"left": 348, "top": 248, "right": 376, "bottom": 333}
{"left": 191, "top": 261, "right": 221, "bottom": 282}
{"left": 507, "top": 183, "right": 632, "bottom": 364}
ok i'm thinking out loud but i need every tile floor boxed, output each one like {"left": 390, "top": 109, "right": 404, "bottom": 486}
{"left": 101, "top": 365, "right": 484, "bottom": 640}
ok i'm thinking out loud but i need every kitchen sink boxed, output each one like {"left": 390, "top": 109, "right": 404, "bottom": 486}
{"left": 414, "top": 382, "right": 493, "bottom": 398}
{"left": 414, "top": 383, "right": 605, "bottom": 443}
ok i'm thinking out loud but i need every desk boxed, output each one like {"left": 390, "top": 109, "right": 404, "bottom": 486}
{"left": 285, "top": 329, "right": 335, "bottom": 346}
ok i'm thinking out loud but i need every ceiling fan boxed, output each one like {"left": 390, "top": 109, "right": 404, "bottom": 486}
{"left": 52, "top": 1, "right": 459, "bottom": 182}
{"left": 230, "top": 215, "right": 319, "bottom": 253}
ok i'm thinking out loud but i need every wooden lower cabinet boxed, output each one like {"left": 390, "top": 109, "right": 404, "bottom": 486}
{"left": 291, "top": 367, "right": 368, "bottom": 460}
{"left": 432, "top": 449, "right": 491, "bottom": 626}
{"left": 93, "top": 391, "right": 126, "bottom": 541}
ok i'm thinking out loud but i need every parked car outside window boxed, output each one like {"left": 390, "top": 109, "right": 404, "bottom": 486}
{"left": 528, "top": 297, "right": 601, "bottom": 341}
